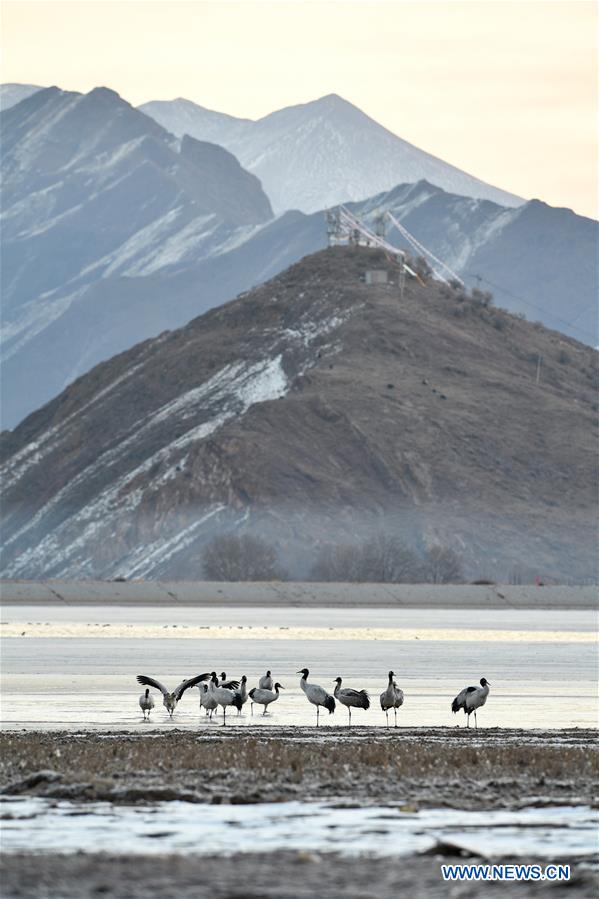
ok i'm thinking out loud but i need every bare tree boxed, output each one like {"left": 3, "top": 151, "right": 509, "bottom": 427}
{"left": 360, "top": 533, "right": 423, "bottom": 582}
{"left": 423, "top": 546, "right": 464, "bottom": 584}
{"left": 310, "top": 543, "right": 364, "bottom": 582}
{"left": 311, "top": 534, "right": 424, "bottom": 583}
{"left": 202, "top": 534, "right": 285, "bottom": 581}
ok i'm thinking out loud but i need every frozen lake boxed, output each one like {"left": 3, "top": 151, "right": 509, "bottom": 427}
{"left": 1, "top": 605, "right": 597, "bottom": 730}
{"left": 0, "top": 796, "right": 595, "bottom": 859}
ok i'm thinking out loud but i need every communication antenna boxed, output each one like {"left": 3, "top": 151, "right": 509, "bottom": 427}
{"left": 374, "top": 214, "right": 386, "bottom": 239}
{"left": 325, "top": 208, "right": 341, "bottom": 247}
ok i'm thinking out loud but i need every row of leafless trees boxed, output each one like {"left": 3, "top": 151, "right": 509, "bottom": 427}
{"left": 202, "top": 533, "right": 463, "bottom": 584}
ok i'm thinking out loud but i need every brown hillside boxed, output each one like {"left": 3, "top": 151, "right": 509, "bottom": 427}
{"left": 1, "top": 247, "right": 597, "bottom": 580}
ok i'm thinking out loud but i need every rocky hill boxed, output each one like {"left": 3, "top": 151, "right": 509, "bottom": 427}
{"left": 1, "top": 247, "right": 596, "bottom": 582}
{"left": 140, "top": 93, "right": 523, "bottom": 213}
{"left": 0, "top": 86, "right": 272, "bottom": 426}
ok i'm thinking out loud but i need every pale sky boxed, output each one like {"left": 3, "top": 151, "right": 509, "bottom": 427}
{"left": 1, "top": 0, "right": 597, "bottom": 218}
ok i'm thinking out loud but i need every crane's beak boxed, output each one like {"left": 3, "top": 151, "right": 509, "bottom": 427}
{"left": 296, "top": 670, "right": 303, "bottom": 674}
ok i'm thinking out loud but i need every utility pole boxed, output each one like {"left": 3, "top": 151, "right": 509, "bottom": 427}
{"left": 398, "top": 255, "right": 406, "bottom": 300}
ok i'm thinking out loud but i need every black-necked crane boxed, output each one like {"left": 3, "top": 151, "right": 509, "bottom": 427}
{"left": 209, "top": 672, "right": 237, "bottom": 725}
{"left": 136, "top": 674, "right": 210, "bottom": 717}
{"left": 232, "top": 675, "right": 248, "bottom": 715}
{"left": 379, "top": 670, "right": 404, "bottom": 727}
{"left": 297, "top": 668, "right": 335, "bottom": 726}
{"left": 139, "top": 687, "right": 154, "bottom": 720}
{"left": 451, "top": 678, "right": 491, "bottom": 728}
{"left": 258, "top": 670, "right": 274, "bottom": 691}
{"left": 248, "top": 682, "right": 284, "bottom": 715}
{"left": 333, "top": 677, "right": 370, "bottom": 726}
{"left": 218, "top": 672, "right": 240, "bottom": 690}
{"left": 199, "top": 682, "right": 218, "bottom": 719}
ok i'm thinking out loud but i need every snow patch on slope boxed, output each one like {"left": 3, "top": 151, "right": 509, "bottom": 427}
{"left": 1, "top": 354, "right": 289, "bottom": 577}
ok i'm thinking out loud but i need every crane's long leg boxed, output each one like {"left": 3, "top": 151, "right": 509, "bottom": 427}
{"left": 467, "top": 714, "right": 470, "bottom": 728}
{"left": 316, "top": 706, "right": 320, "bottom": 727}
{"left": 474, "top": 711, "right": 478, "bottom": 729}
{"left": 385, "top": 709, "right": 389, "bottom": 728}
{"left": 251, "top": 702, "right": 254, "bottom": 716}
{"left": 394, "top": 708, "right": 398, "bottom": 728}
{"left": 263, "top": 706, "right": 267, "bottom": 716}
{"left": 223, "top": 705, "right": 227, "bottom": 727}
{"left": 348, "top": 707, "right": 351, "bottom": 727}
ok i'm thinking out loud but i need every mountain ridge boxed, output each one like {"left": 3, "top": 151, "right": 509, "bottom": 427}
{"left": 1, "top": 246, "right": 596, "bottom": 583}
{"left": 1, "top": 85, "right": 596, "bottom": 431}
{"left": 139, "top": 91, "right": 524, "bottom": 213}
{"left": 0, "top": 85, "right": 273, "bottom": 426}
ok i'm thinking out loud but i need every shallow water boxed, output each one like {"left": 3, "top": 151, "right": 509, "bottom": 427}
{"left": 0, "top": 797, "right": 595, "bottom": 859}
{"left": 1, "top": 606, "right": 597, "bottom": 729}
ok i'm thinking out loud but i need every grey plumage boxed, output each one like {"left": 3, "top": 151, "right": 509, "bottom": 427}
{"left": 334, "top": 677, "right": 370, "bottom": 726}
{"left": 136, "top": 673, "right": 210, "bottom": 717}
{"left": 379, "top": 670, "right": 404, "bottom": 727}
{"left": 297, "top": 668, "right": 335, "bottom": 726}
{"left": 452, "top": 678, "right": 491, "bottom": 728}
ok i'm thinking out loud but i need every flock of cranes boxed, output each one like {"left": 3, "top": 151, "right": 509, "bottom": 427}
{"left": 138, "top": 670, "right": 491, "bottom": 728}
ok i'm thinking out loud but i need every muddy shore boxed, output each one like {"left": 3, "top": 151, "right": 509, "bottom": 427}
{"left": 2, "top": 728, "right": 597, "bottom": 898}
{"left": 1, "top": 727, "right": 596, "bottom": 809}
{"left": 2, "top": 850, "right": 597, "bottom": 899}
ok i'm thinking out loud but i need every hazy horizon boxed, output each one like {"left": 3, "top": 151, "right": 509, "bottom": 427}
{"left": 1, "top": 0, "right": 597, "bottom": 219}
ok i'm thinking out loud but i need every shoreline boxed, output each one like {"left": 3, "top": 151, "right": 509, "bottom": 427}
{"left": 2, "top": 728, "right": 596, "bottom": 898}
{"left": 1, "top": 580, "right": 597, "bottom": 609}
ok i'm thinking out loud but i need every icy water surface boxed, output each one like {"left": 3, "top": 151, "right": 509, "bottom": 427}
{"left": 0, "top": 797, "right": 595, "bottom": 859}
{"left": 1, "top": 606, "right": 596, "bottom": 729}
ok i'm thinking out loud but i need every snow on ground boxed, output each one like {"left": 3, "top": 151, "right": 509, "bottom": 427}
{"left": 118, "top": 504, "right": 228, "bottom": 578}
{"left": 1, "top": 353, "right": 290, "bottom": 578}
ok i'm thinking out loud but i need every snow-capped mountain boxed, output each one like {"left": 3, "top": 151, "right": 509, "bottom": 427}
{"left": 1, "top": 86, "right": 596, "bottom": 429}
{"left": 140, "top": 93, "right": 523, "bottom": 214}
{"left": 1, "top": 86, "right": 272, "bottom": 427}
{"left": 1, "top": 247, "right": 595, "bottom": 582}
{"left": 0, "top": 82, "right": 43, "bottom": 110}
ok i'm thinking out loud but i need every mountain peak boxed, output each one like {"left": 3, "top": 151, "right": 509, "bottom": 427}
{"left": 314, "top": 92, "right": 348, "bottom": 105}
{"left": 86, "top": 86, "right": 122, "bottom": 101}
{"left": 1, "top": 245, "right": 594, "bottom": 581}
{"left": 142, "top": 92, "right": 523, "bottom": 213}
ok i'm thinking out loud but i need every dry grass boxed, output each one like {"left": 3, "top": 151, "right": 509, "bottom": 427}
{"left": 1, "top": 728, "right": 596, "bottom": 809}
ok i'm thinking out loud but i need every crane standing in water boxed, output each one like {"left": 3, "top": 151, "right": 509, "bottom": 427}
{"left": 379, "top": 671, "right": 404, "bottom": 727}
{"left": 333, "top": 677, "right": 370, "bottom": 726}
{"left": 451, "top": 678, "right": 491, "bottom": 728}
{"left": 297, "top": 668, "right": 335, "bottom": 726}
{"left": 136, "top": 673, "right": 210, "bottom": 717}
